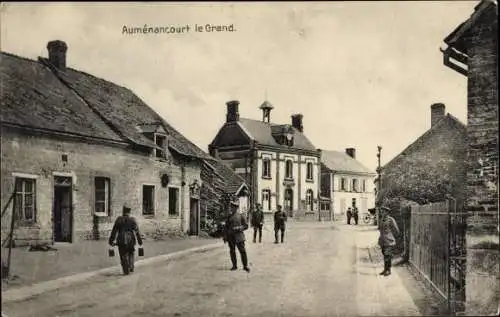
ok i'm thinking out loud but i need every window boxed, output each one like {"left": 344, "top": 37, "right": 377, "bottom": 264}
{"left": 262, "top": 158, "right": 271, "bottom": 178}
{"left": 285, "top": 159, "right": 293, "bottom": 179}
{"left": 362, "top": 180, "right": 366, "bottom": 192}
{"left": 306, "top": 189, "right": 314, "bottom": 211}
{"left": 340, "top": 178, "right": 346, "bottom": 191}
{"left": 142, "top": 185, "right": 155, "bottom": 215}
{"left": 352, "top": 198, "right": 357, "bottom": 208}
{"left": 352, "top": 179, "right": 359, "bottom": 192}
{"left": 306, "top": 162, "right": 314, "bottom": 181}
{"left": 94, "top": 177, "right": 110, "bottom": 216}
{"left": 261, "top": 189, "right": 271, "bottom": 211}
{"left": 14, "top": 178, "right": 36, "bottom": 222}
{"left": 154, "top": 134, "right": 167, "bottom": 158}
{"left": 168, "top": 187, "right": 179, "bottom": 216}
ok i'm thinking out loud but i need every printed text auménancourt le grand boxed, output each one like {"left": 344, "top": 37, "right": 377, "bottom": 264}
{"left": 122, "top": 24, "right": 236, "bottom": 35}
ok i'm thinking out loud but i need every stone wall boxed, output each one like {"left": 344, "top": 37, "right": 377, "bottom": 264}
{"left": 463, "top": 6, "right": 499, "bottom": 316}
{"left": 0, "top": 128, "right": 202, "bottom": 246}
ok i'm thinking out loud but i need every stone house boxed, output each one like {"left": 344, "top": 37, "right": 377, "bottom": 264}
{"left": 441, "top": 0, "right": 498, "bottom": 314}
{"left": 320, "top": 148, "right": 376, "bottom": 221}
{"left": 208, "top": 100, "right": 321, "bottom": 220}
{"left": 0, "top": 40, "right": 217, "bottom": 245}
{"left": 378, "top": 104, "right": 467, "bottom": 207}
{"left": 200, "top": 158, "right": 249, "bottom": 229}
{"left": 378, "top": 103, "right": 467, "bottom": 259}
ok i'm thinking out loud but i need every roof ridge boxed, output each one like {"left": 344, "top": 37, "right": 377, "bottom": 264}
{"left": 321, "top": 149, "right": 375, "bottom": 174}
{"left": 37, "top": 56, "right": 135, "bottom": 94}
{"left": 37, "top": 57, "right": 134, "bottom": 146}
{"left": 383, "top": 113, "right": 466, "bottom": 169}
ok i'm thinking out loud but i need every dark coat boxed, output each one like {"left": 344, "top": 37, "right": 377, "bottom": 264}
{"left": 109, "top": 215, "right": 143, "bottom": 249}
{"left": 224, "top": 212, "right": 249, "bottom": 243}
{"left": 274, "top": 210, "right": 287, "bottom": 228}
{"left": 251, "top": 209, "right": 264, "bottom": 227}
{"left": 378, "top": 215, "right": 400, "bottom": 247}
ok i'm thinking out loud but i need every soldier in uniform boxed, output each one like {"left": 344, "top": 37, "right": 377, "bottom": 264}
{"left": 352, "top": 206, "right": 359, "bottom": 225}
{"left": 274, "top": 205, "right": 287, "bottom": 244}
{"left": 378, "top": 205, "right": 400, "bottom": 276}
{"left": 251, "top": 203, "right": 264, "bottom": 243}
{"left": 346, "top": 207, "right": 353, "bottom": 225}
{"left": 223, "top": 199, "right": 250, "bottom": 272}
{"left": 108, "top": 204, "right": 143, "bottom": 275}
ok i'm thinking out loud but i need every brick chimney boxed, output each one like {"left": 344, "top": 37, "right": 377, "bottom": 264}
{"left": 346, "top": 148, "right": 356, "bottom": 159}
{"left": 431, "top": 103, "right": 446, "bottom": 127}
{"left": 291, "top": 114, "right": 304, "bottom": 132}
{"left": 47, "top": 40, "right": 68, "bottom": 70}
{"left": 226, "top": 100, "right": 240, "bottom": 122}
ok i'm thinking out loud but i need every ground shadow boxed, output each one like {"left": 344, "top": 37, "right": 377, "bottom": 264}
{"left": 100, "top": 271, "right": 125, "bottom": 277}
{"left": 396, "top": 264, "right": 450, "bottom": 316}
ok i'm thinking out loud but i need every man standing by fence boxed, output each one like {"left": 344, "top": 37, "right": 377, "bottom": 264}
{"left": 378, "top": 205, "right": 400, "bottom": 276}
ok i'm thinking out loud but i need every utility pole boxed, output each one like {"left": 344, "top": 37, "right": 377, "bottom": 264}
{"left": 375, "top": 145, "right": 382, "bottom": 226}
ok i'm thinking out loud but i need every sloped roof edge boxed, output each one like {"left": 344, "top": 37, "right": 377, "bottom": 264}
{"left": 383, "top": 114, "right": 466, "bottom": 170}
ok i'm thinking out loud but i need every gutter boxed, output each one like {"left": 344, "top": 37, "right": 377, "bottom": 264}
{"left": 440, "top": 46, "right": 468, "bottom": 77}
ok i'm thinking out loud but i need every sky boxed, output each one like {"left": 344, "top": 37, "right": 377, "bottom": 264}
{"left": 0, "top": 1, "right": 477, "bottom": 171}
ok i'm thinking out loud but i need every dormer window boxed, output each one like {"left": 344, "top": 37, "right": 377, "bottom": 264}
{"left": 136, "top": 122, "right": 169, "bottom": 160}
{"left": 271, "top": 124, "right": 295, "bottom": 146}
{"left": 154, "top": 134, "right": 167, "bottom": 158}
{"left": 285, "top": 132, "right": 294, "bottom": 147}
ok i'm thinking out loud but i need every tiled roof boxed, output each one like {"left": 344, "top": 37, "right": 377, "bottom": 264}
{"left": 238, "top": 118, "right": 317, "bottom": 152}
{"left": 321, "top": 150, "right": 375, "bottom": 175}
{"left": 211, "top": 159, "right": 248, "bottom": 195}
{"left": 0, "top": 52, "right": 123, "bottom": 142}
{"left": 1, "top": 51, "right": 212, "bottom": 160}
{"left": 444, "top": 0, "right": 497, "bottom": 52}
{"left": 383, "top": 114, "right": 466, "bottom": 170}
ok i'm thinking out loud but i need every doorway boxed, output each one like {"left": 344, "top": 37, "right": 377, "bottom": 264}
{"left": 189, "top": 198, "right": 199, "bottom": 236}
{"left": 284, "top": 188, "right": 294, "bottom": 217}
{"left": 53, "top": 176, "right": 73, "bottom": 243}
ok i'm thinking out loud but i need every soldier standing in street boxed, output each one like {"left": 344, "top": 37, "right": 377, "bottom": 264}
{"left": 274, "top": 205, "right": 287, "bottom": 244}
{"left": 251, "top": 203, "right": 264, "bottom": 243}
{"left": 108, "top": 204, "right": 143, "bottom": 275}
{"left": 378, "top": 205, "right": 400, "bottom": 276}
{"left": 346, "top": 207, "right": 353, "bottom": 225}
{"left": 352, "top": 206, "right": 359, "bottom": 225}
{"left": 223, "top": 199, "right": 250, "bottom": 272}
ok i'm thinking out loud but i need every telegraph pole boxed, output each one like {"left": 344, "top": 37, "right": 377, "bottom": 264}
{"left": 375, "top": 146, "right": 382, "bottom": 226}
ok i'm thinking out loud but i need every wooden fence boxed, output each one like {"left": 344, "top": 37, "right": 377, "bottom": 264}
{"left": 409, "top": 201, "right": 450, "bottom": 300}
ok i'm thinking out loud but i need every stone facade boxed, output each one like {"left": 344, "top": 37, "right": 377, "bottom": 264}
{"left": 0, "top": 42, "right": 213, "bottom": 246}
{"left": 442, "top": 1, "right": 498, "bottom": 315}
{"left": 0, "top": 128, "right": 201, "bottom": 245}
{"left": 320, "top": 149, "right": 376, "bottom": 221}
{"left": 379, "top": 106, "right": 467, "bottom": 207}
{"left": 209, "top": 100, "right": 321, "bottom": 220}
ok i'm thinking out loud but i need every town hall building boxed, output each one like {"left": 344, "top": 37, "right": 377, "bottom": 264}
{"left": 208, "top": 100, "right": 322, "bottom": 219}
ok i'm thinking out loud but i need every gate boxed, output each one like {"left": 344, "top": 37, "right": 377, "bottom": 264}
{"left": 409, "top": 199, "right": 466, "bottom": 315}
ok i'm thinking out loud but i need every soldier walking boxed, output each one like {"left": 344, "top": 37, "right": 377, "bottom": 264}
{"left": 223, "top": 199, "right": 250, "bottom": 272}
{"left": 251, "top": 203, "right": 264, "bottom": 243}
{"left": 378, "top": 205, "right": 400, "bottom": 276}
{"left": 274, "top": 205, "right": 287, "bottom": 244}
{"left": 108, "top": 204, "right": 143, "bottom": 275}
